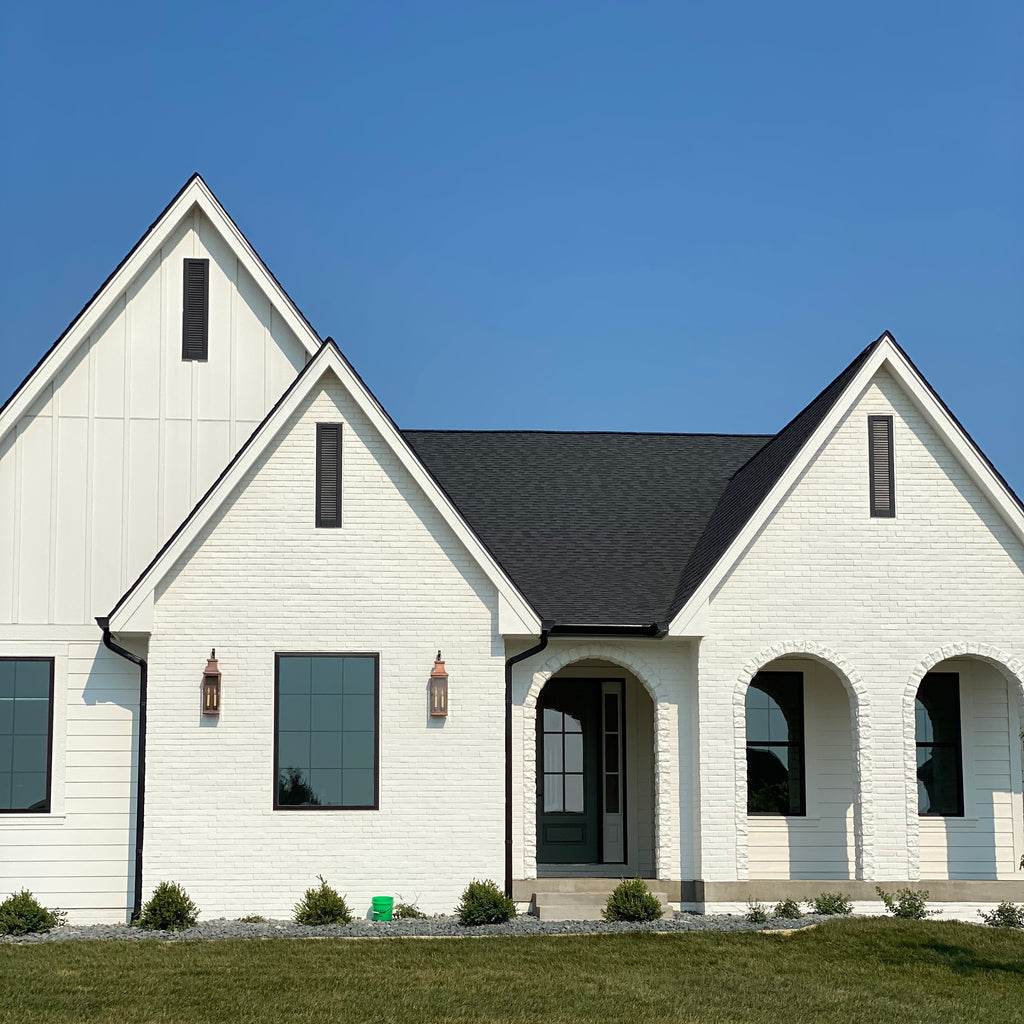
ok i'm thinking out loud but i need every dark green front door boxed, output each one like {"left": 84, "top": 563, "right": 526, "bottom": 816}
{"left": 537, "top": 681, "right": 601, "bottom": 863}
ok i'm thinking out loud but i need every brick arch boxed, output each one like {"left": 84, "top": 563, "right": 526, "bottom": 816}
{"left": 903, "top": 642, "right": 1024, "bottom": 878}
{"left": 519, "top": 643, "right": 674, "bottom": 881}
{"left": 733, "top": 641, "right": 874, "bottom": 880}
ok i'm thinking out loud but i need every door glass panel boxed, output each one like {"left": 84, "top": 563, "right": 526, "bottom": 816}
{"left": 543, "top": 737, "right": 562, "bottom": 773}
{"left": 563, "top": 712, "right": 582, "bottom": 733}
{"left": 605, "top": 774, "right": 620, "bottom": 814}
{"left": 564, "top": 774, "right": 584, "bottom": 813}
{"left": 604, "top": 734, "right": 619, "bottom": 773}
{"left": 543, "top": 774, "right": 563, "bottom": 812}
{"left": 604, "top": 692, "right": 618, "bottom": 731}
{"left": 564, "top": 733, "right": 583, "bottom": 773}
{"left": 543, "top": 708, "right": 562, "bottom": 731}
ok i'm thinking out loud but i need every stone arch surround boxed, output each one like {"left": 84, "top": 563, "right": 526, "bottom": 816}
{"left": 903, "top": 642, "right": 1024, "bottom": 879}
{"left": 734, "top": 641, "right": 874, "bottom": 879}
{"left": 520, "top": 642, "right": 677, "bottom": 880}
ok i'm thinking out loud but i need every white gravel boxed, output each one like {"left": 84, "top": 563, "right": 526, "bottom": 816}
{"left": 1, "top": 912, "right": 827, "bottom": 943}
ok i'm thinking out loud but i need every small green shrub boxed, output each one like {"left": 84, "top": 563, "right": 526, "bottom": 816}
{"left": 876, "top": 886, "right": 931, "bottom": 919}
{"left": 745, "top": 902, "right": 769, "bottom": 923}
{"left": 294, "top": 876, "right": 352, "bottom": 926}
{"left": 772, "top": 898, "right": 802, "bottom": 920}
{"left": 808, "top": 891, "right": 853, "bottom": 916}
{"left": 0, "top": 890, "right": 66, "bottom": 936}
{"left": 393, "top": 901, "right": 427, "bottom": 919}
{"left": 456, "top": 879, "right": 516, "bottom": 926}
{"left": 138, "top": 882, "right": 199, "bottom": 931}
{"left": 236, "top": 914, "right": 266, "bottom": 923}
{"left": 602, "top": 878, "right": 664, "bottom": 923}
{"left": 979, "top": 901, "right": 1024, "bottom": 928}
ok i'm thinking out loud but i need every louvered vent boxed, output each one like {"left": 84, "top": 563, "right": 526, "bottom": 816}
{"left": 316, "top": 423, "right": 343, "bottom": 527}
{"left": 181, "top": 258, "right": 209, "bottom": 360}
{"left": 868, "top": 415, "right": 895, "bottom": 517}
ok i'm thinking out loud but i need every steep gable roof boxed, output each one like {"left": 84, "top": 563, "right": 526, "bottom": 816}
{"left": 0, "top": 174, "right": 321, "bottom": 446}
{"left": 665, "top": 332, "right": 1024, "bottom": 634}
{"left": 106, "top": 341, "right": 542, "bottom": 636}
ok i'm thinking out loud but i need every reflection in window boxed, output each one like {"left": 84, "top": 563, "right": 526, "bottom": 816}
{"left": 745, "top": 672, "right": 805, "bottom": 815}
{"left": 275, "top": 654, "right": 378, "bottom": 809}
{"left": 0, "top": 659, "right": 53, "bottom": 813}
{"left": 916, "top": 673, "right": 963, "bottom": 816}
{"left": 542, "top": 706, "right": 585, "bottom": 814}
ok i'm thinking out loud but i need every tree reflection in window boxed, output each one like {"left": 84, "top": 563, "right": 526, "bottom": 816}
{"left": 745, "top": 672, "right": 805, "bottom": 815}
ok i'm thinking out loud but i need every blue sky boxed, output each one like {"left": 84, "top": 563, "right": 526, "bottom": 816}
{"left": 1, "top": 2, "right": 1021, "bottom": 492}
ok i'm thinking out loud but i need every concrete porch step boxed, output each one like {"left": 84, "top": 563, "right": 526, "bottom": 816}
{"left": 531, "top": 888, "right": 671, "bottom": 922}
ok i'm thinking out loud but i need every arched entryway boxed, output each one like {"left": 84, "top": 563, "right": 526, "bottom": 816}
{"left": 527, "top": 658, "right": 658, "bottom": 877}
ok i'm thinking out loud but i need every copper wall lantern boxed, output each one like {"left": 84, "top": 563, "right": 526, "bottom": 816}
{"left": 429, "top": 651, "right": 448, "bottom": 717}
{"left": 202, "top": 649, "right": 221, "bottom": 715}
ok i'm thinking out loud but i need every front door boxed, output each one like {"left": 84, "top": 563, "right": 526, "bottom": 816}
{"left": 537, "top": 681, "right": 601, "bottom": 863}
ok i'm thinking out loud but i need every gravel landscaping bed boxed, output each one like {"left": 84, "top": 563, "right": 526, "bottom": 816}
{"left": 1, "top": 912, "right": 826, "bottom": 944}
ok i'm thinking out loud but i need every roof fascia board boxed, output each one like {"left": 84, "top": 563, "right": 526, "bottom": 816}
{"left": 109, "top": 345, "right": 541, "bottom": 634}
{"left": 0, "top": 176, "right": 320, "bottom": 448}
{"left": 669, "top": 338, "right": 1024, "bottom": 636}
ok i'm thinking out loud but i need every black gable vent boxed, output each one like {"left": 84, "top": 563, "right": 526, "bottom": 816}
{"left": 181, "top": 258, "right": 209, "bottom": 361}
{"left": 869, "top": 415, "right": 895, "bottom": 517}
{"left": 316, "top": 423, "right": 343, "bottom": 528}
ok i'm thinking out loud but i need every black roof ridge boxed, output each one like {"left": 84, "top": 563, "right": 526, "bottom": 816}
{"left": 402, "top": 428, "right": 775, "bottom": 439}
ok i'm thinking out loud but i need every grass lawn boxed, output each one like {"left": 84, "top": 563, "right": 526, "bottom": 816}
{"left": 1, "top": 917, "right": 1022, "bottom": 1023}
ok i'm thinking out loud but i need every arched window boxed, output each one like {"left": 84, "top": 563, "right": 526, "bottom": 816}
{"left": 745, "top": 671, "right": 805, "bottom": 815}
{"left": 915, "top": 672, "right": 963, "bottom": 816}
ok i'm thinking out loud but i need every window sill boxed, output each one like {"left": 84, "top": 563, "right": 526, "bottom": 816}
{"left": 0, "top": 814, "right": 66, "bottom": 827}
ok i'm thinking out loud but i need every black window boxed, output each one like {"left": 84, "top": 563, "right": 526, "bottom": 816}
{"left": 274, "top": 654, "right": 378, "bottom": 809}
{"left": 181, "top": 258, "right": 209, "bottom": 361}
{"left": 916, "top": 672, "right": 964, "bottom": 816}
{"left": 316, "top": 423, "right": 343, "bottom": 528}
{"left": 869, "top": 415, "right": 895, "bottom": 517}
{"left": 0, "top": 658, "right": 54, "bottom": 813}
{"left": 746, "top": 671, "right": 805, "bottom": 815}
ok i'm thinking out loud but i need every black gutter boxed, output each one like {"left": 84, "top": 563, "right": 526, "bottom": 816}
{"left": 504, "top": 623, "right": 553, "bottom": 899}
{"left": 96, "top": 617, "right": 147, "bottom": 921}
{"left": 548, "top": 623, "right": 669, "bottom": 638}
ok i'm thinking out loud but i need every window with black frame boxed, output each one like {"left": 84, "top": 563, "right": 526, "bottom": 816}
{"left": 745, "top": 671, "right": 805, "bottom": 815}
{"left": 0, "top": 658, "right": 54, "bottom": 812}
{"left": 915, "top": 672, "right": 963, "bottom": 816}
{"left": 275, "top": 654, "right": 378, "bottom": 809}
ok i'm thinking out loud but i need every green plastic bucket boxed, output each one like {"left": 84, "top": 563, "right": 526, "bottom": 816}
{"left": 371, "top": 896, "right": 394, "bottom": 921}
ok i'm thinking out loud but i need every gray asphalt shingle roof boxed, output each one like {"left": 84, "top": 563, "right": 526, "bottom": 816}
{"left": 404, "top": 339, "right": 884, "bottom": 627}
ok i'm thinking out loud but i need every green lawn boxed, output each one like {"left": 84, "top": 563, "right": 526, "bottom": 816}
{"left": 1, "top": 918, "right": 1022, "bottom": 1023}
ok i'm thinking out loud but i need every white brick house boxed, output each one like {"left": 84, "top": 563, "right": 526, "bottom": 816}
{"left": 2, "top": 175, "right": 1022, "bottom": 923}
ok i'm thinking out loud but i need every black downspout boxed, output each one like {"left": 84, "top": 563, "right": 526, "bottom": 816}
{"left": 96, "top": 616, "right": 147, "bottom": 921}
{"left": 504, "top": 623, "right": 552, "bottom": 900}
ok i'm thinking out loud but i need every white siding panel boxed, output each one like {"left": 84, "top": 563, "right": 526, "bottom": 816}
{"left": 90, "top": 418, "right": 124, "bottom": 614}
{"left": 161, "top": 221, "right": 196, "bottom": 421}
{"left": 54, "top": 342, "right": 90, "bottom": 418}
{"left": 197, "top": 420, "right": 231, "bottom": 497}
{"left": 127, "top": 419, "right": 160, "bottom": 584}
{"left": 53, "top": 418, "right": 89, "bottom": 623}
{"left": 162, "top": 419, "right": 193, "bottom": 538}
{"left": 127, "top": 256, "right": 162, "bottom": 420}
{"left": 268, "top": 306, "right": 308, "bottom": 394}
{"left": 196, "top": 217, "right": 234, "bottom": 421}
{"left": 90, "top": 300, "right": 126, "bottom": 419}
{"left": 17, "top": 413, "right": 53, "bottom": 623}
{"left": 234, "top": 262, "right": 271, "bottom": 422}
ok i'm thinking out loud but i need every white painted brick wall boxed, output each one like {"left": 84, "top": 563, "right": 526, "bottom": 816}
{"left": 144, "top": 374, "right": 507, "bottom": 918}
{"left": 699, "top": 367, "right": 1024, "bottom": 883}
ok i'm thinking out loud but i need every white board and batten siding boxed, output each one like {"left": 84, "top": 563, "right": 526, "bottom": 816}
{"left": 0, "top": 205, "right": 309, "bottom": 920}
{"left": 0, "top": 206, "right": 309, "bottom": 627}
